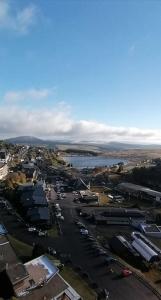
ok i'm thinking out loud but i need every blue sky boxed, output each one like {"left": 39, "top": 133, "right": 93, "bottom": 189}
{"left": 0, "top": 0, "right": 161, "bottom": 143}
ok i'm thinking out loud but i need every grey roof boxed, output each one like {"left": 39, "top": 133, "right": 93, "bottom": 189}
{"left": 0, "top": 224, "right": 7, "bottom": 235}
{"left": 118, "top": 182, "right": 161, "bottom": 198}
{"left": 18, "top": 273, "right": 68, "bottom": 300}
{"left": 20, "top": 186, "right": 48, "bottom": 207}
{"left": 0, "top": 235, "right": 28, "bottom": 285}
{"left": 27, "top": 207, "right": 50, "bottom": 221}
{"left": 94, "top": 208, "right": 145, "bottom": 218}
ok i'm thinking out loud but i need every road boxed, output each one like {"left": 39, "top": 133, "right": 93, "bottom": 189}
{"left": 1, "top": 191, "right": 160, "bottom": 300}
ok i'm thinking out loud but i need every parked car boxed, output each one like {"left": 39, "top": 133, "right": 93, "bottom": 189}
{"left": 96, "top": 249, "right": 107, "bottom": 256}
{"left": 104, "top": 256, "right": 117, "bottom": 265}
{"left": 38, "top": 230, "right": 48, "bottom": 237}
{"left": 48, "top": 247, "right": 56, "bottom": 255}
{"left": 121, "top": 269, "right": 132, "bottom": 277}
{"left": 28, "top": 227, "right": 37, "bottom": 232}
{"left": 56, "top": 213, "right": 61, "bottom": 218}
{"left": 80, "top": 229, "right": 88, "bottom": 235}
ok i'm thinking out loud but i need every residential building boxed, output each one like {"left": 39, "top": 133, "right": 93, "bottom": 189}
{"left": 0, "top": 234, "right": 81, "bottom": 300}
{"left": 21, "top": 162, "right": 39, "bottom": 181}
{"left": 27, "top": 207, "right": 50, "bottom": 226}
{"left": 19, "top": 181, "right": 50, "bottom": 226}
{"left": 16, "top": 255, "right": 81, "bottom": 300}
{"left": 0, "top": 163, "right": 8, "bottom": 180}
{"left": 0, "top": 149, "right": 10, "bottom": 163}
{"left": 0, "top": 235, "right": 28, "bottom": 299}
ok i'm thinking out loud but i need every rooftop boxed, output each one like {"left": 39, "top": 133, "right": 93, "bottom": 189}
{"left": 15, "top": 256, "right": 66, "bottom": 299}
{"left": 18, "top": 273, "right": 68, "bottom": 300}
{"left": 0, "top": 224, "right": 7, "bottom": 235}
{"left": 0, "top": 163, "right": 6, "bottom": 169}
{"left": 118, "top": 182, "right": 161, "bottom": 198}
{"left": 94, "top": 208, "right": 145, "bottom": 218}
{"left": 0, "top": 235, "right": 28, "bottom": 285}
{"left": 27, "top": 207, "right": 50, "bottom": 221}
{"left": 141, "top": 224, "right": 161, "bottom": 233}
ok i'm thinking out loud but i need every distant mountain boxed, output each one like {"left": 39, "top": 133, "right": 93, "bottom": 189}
{"left": 5, "top": 136, "right": 45, "bottom": 145}
{"left": 104, "top": 142, "right": 161, "bottom": 150}
{"left": 4, "top": 136, "right": 161, "bottom": 150}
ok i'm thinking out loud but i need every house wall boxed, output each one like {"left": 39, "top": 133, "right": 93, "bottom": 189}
{"left": 0, "top": 164, "right": 8, "bottom": 180}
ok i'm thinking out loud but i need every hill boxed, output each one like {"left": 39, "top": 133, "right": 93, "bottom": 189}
{"left": 4, "top": 136, "right": 161, "bottom": 151}
{"left": 5, "top": 136, "right": 45, "bottom": 145}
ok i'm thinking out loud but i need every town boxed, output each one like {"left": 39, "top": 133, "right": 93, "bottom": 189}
{"left": 0, "top": 140, "right": 161, "bottom": 300}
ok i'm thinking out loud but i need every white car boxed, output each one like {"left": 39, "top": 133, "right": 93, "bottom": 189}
{"left": 38, "top": 231, "right": 47, "bottom": 237}
{"left": 56, "top": 213, "right": 62, "bottom": 218}
{"left": 28, "top": 227, "right": 37, "bottom": 232}
{"left": 80, "top": 229, "right": 88, "bottom": 235}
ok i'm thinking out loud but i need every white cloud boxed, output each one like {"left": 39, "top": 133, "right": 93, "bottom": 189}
{"left": 0, "top": 0, "right": 38, "bottom": 34}
{"left": 0, "top": 103, "right": 161, "bottom": 144}
{"left": 3, "top": 88, "right": 54, "bottom": 102}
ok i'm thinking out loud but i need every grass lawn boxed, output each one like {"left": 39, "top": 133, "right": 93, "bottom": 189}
{"left": 47, "top": 226, "right": 58, "bottom": 238}
{"left": 143, "top": 268, "right": 161, "bottom": 293}
{"left": 60, "top": 266, "right": 97, "bottom": 300}
{"left": 8, "top": 235, "right": 33, "bottom": 259}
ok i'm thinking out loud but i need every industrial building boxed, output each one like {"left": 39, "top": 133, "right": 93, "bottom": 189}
{"left": 118, "top": 182, "right": 161, "bottom": 203}
{"left": 79, "top": 190, "right": 99, "bottom": 203}
{"left": 131, "top": 232, "right": 161, "bottom": 262}
{"left": 93, "top": 208, "right": 146, "bottom": 226}
{"left": 139, "top": 224, "right": 161, "bottom": 238}
{"left": 109, "top": 235, "right": 140, "bottom": 261}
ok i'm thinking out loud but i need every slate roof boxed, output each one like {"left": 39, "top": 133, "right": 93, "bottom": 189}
{"left": 0, "top": 235, "right": 28, "bottom": 285}
{"left": 27, "top": 207, "right": 50, "bottom": 221}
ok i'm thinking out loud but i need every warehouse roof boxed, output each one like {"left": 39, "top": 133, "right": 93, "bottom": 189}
{"left": 118, "top": 182, "right": 161, "bottom": 199}
{"left": 94, "top": 208, "right": 145, "bottom": 218}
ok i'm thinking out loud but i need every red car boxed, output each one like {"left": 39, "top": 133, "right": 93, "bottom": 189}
{"left": 122, "top": 269, "right": 132, "bottom": 277}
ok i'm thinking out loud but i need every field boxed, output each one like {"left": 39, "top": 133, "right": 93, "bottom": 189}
{"left": 8, "top": 235, "right": 33, "bottom": 259}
